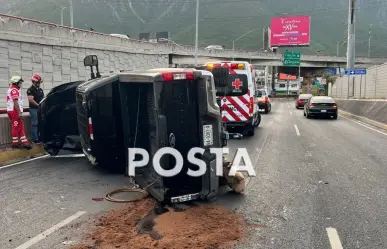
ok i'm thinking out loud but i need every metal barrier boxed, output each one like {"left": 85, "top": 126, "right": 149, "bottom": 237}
{"left": 0, "top": 113, "right": 31, "bottom": 146}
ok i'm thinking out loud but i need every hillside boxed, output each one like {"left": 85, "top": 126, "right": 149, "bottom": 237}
{"left": 1, "top": 0, "right": 387, "bottom": 56}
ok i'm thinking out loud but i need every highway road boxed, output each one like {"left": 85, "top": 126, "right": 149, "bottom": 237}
{"left": 1, "top": 100, "right": 387, "bottom": 249}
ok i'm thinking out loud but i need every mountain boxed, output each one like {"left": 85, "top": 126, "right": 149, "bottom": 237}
{"left": 1, "top": 0, "right": 387, "bottom": 56}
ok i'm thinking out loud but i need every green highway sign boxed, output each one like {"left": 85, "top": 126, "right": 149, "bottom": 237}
{"left": 283, "top": 51, "right": 301, "bottom": 66}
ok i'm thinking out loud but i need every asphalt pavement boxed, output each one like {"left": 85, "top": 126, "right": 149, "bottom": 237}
{"left": 1, "top": 100, "right": 387, "bottom": 249}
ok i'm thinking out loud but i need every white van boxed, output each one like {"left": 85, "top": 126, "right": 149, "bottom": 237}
{"left": 204, "top": 61, "right": 260, "bottom": 136}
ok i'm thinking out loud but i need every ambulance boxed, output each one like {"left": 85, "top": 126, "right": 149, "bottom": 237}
{"left": 204, "top": 61, "right": 261, "bottom": 136}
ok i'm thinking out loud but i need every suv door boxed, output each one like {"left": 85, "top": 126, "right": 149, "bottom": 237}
{"left": 38, "top": 81, "right": 84, "bottom": 155}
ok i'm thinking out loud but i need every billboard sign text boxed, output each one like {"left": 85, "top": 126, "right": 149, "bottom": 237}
{"left": 269, "top": 16, "right": 311, "bottom": 47}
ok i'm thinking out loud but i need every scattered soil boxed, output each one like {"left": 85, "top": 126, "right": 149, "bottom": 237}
{"left": 71, "top": 198, "right": 247, "bottom": 249}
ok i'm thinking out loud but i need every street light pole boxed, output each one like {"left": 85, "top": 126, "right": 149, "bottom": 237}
{"left": 368, "top": 24, "right": 372, "bottom": 57}
{"left": 232, "top": 30, "right": 254, "bottom": 60}
{"left": 69, "top": 0, "right": 74, "bottom": 27}
{"left": 194, "top": 0, "right": 199, "bottom": 66}
{"left": 60, "top": 7, "right": 66, "bottom": 25}
{"left": 337, "top": 41, "right": 340, "bottom": 56}
{"left": 346, "top": 0, "right": 356, "bottom": 70}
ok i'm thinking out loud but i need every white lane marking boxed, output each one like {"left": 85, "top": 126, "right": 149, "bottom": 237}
{"left": 244, "top": 131, "right": 271, "bottom": 194}
{"left": 1, "top": 153, "right": 86, "bottom": 170}
{"left": 14, "top": 211, "right": 86, "bottom": 249}
{"left": 326, "top": 227, "right": 344, "bottom": 249}
{"left": 53, "top": 154, "right": 85, "bottom": 158}
{"left": 339, "top": 115, "right": 387, "bottom": 136}
{"left": 294, "top": 124, "right": 300, "bottom": 136}
{"left": 0, "top": 155, "right": 49, "bottom": 170}
{"left": 289, "top": 111, "right": 292, "bottom": 115}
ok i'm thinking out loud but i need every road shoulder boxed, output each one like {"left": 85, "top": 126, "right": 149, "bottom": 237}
{"left": 0, "top": 144, "right": 46, "bottom": 167}
{"left": 339, "top": 109, "right": 387, "bottom": 131}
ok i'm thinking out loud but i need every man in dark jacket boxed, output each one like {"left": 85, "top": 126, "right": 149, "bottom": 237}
{"left": 27, "top": 74, "right": 44, "bottom": 144}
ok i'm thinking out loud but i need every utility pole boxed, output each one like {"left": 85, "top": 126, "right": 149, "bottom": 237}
{"left": 346, "top": 0, "right": 356, "bottom": 70}
{"left": 69, "top": 0, "right": 74, "bottom": 27}
{"left": 194, "top": 0, "right": 199, "bottom": 66}
{"left": 368, "top": 24, "right": 372, "bottom": 57}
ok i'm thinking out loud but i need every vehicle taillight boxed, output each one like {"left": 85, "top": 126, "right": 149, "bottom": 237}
{"left": 88, "top": 117, "right": 94, "bottom": 140}
{"left": 161, "top": 72, "right": 194, "bottom": 81}
{"left": 265, "top": 96, "right": 268, "bottom": 103}
{"left": 309, "top": 104, "right": 315, "bottom": 108}
{"left": 249, "top": 97, "right": 254, "bottom": 114}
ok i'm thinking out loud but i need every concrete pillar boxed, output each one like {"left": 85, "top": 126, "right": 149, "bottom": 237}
{"left": 264, "top": 66, "right": 269, "bottom": 91}
{"left": 271, "top": 66, "right": 276, "bottom": 90}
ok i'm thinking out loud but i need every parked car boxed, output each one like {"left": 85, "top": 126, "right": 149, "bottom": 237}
{"left": 257, "top": 89, "right": 272, "bottom": 114}
{"left": 205, "top": 45, "right": 224, "bottom": 51}
{"left": 295, "top": 94, "right": 312, "bottom": 109}
{"left": 304, "top": 96, "right": 338, "bottom": 119}
{"left": 109, "top": 34, "right": 130, "bottom": 39}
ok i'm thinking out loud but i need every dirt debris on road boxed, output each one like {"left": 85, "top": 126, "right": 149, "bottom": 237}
{"left": 71, "top": 198, "right": 246, "bottom": 249}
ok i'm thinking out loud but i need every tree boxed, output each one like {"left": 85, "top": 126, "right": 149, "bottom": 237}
{"left": 322, "top": 72, "right": 337, "bottom": 85}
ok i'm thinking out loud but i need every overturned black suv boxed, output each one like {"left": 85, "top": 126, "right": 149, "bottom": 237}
{"left": 38, "top": 55, "right": 245, "bottom": 203}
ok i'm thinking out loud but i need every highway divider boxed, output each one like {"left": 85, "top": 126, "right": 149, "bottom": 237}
{"left": 335, "top": 99, "right": 387, "bottom": 130}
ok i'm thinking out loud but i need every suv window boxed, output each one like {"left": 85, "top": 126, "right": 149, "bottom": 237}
{"left": 216, "top": 74, "right": 248, "bottom": 96}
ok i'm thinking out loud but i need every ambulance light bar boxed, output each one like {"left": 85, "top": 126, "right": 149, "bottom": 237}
{"left": 231, "top": 63, "right": 245, "bottom": 70}
{"left": 161, "top": 71, "right": 194, "bottom": 81}
{"left": 206, "top": 63, "right": 221, "bottom": 70}
{"left": 206, "top": 63, "right": 245, "bottom": 70}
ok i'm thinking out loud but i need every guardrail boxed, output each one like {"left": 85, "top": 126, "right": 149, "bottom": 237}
{"left": 0, "top": 113, "right": 31, "bottom": 146}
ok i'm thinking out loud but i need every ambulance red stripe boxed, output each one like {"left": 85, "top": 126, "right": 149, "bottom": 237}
{"left": 226, "top": 97, "right": 249, "bottom": 120}
{"left": 237, "top": 95, "right": 249, "bottom": 106}
{"left": 222, "top": 103, "right": 241, "bottom": 122}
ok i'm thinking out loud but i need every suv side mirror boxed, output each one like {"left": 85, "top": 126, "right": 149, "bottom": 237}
{"left": 84, "top": 55, "right": 98, "bottom": 67}
{"left": 84, "top": 55, "right": 101, "bottom": 79}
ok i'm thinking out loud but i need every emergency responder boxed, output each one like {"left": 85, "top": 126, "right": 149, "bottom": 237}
{"left": 6, "top": 76, "right": 32, "bottom": 150}
{"left": 27, "top": 74, "right": 44, "bottom": 144}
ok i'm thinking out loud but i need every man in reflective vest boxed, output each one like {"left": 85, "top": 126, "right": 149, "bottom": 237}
{"left": 6, "top": 76, "right": 32, "bottom": 150}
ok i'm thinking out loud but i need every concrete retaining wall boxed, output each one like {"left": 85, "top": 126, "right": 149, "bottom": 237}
{"left": 335, "top": 99, "right": 387, "bottom": 124}
{"left": 331, "top": 63, "right": 387, "bottom": 99}
{"left": 0, "top": 14, "right": 171, "bottom": 109}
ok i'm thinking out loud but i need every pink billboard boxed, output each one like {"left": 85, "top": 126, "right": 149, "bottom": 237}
{"left": 269, "top": 16, "right": 311, "bottom": 47}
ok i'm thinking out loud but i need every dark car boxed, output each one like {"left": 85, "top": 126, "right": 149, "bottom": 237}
{"left": 295, "top": 94, "right": 312, "bottom": 109}
{"left": 257, "top": 89, "right": 272, "bottom": 113}
{"left": 304, "top": 96, "right": 338, "bottom": 119}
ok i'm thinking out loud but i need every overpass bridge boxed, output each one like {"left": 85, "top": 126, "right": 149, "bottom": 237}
{"left": 170, "top": 52, "right": 386, "bottom": 68}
